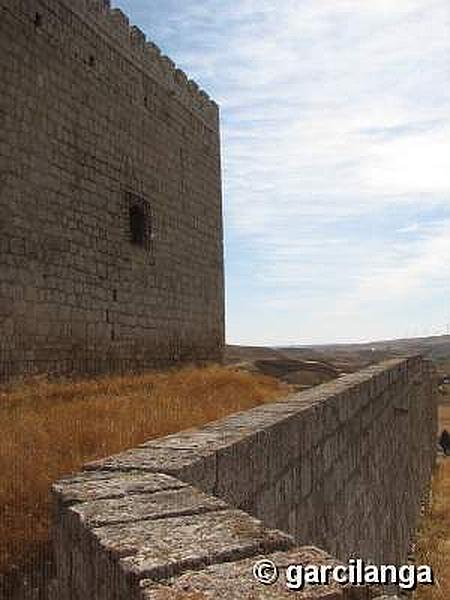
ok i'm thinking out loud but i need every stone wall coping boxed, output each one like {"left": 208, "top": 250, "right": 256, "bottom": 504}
{"left": 52, "top": 355, "right": 433, "bottom": 599}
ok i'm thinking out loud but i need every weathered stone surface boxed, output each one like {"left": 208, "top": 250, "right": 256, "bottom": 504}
{"left": 85, "top": 447, "right": 211, "bottom": 473}
{"left": 84, "top": 446, "right": 218, "bottom": 492}
{"left": 53, "top": 471, "right": 187, "bottom": 503}
{"left": 100, "top": 509, "right": 294, "bottom": 580}
{"left": 68, "top": 486, "right": 228, "bottom": 527}
{"left": 139, "top": 547, "right": 368, "bottom": 599}
{"left": 140, "top": 428, "right": 251, "bottom": 452}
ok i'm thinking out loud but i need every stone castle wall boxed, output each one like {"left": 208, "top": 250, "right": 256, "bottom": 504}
{"left": 0, "top": 0, "right": 224, "bottom": 380}
{"left": 52, "top": 356, "right": 437, "bottom": 598}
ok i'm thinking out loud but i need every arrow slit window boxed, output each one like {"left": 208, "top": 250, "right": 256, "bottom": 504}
{"left": 128, "top": 194, "right": 152, "bottom": 251}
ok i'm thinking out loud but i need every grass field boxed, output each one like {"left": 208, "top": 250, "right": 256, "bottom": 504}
{"left": 414, "top": 403, "right": 450, "bottom": 600}
{"left": 0, "top": 365, "right": 286, "bottom": 577}
{"left": 438, "top": 398, "right": 450, "bottom": 427}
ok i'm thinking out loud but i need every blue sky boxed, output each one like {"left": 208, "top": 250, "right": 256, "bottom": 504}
{"left": 117, "top": 0, "right": 450, "bottom": 345}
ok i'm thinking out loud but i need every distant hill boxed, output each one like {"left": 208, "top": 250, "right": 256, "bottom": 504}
{"left": 225, "top": 335, "right": 450, "bottom": 386}
{"left": 225, "top": 345, "right": 362, "bottom": 390}
{"left": 301, "top": 335, "right": 450, "bottom": 370}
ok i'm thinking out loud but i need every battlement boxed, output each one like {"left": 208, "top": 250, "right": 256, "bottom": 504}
{"left": 12, "top": 0, "right": 219, "bottom": 129}
{"left": 101, "top": 1, "right": 217, "bottom": 127}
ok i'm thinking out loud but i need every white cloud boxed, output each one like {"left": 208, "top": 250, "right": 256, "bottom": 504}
{"left": 118, "top": 0, "right": 450, "bottom": 343}
{"left": 396, "top": 223, "right": 420, "bottom": 234}
{"left": 346, "top": 220, "right": 450, "bottom": 303}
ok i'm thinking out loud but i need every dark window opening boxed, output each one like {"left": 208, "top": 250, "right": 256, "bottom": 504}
{"left": 128, "top": 194, "right": 152, "bottom": 250}
{"left": 112, "top": 289, "right": 118, "bottom": 302}
{"left": 34, "top": 12, "right": 42, "bottom": 28}
{"left": 88, "top": 55, "right": 95, "bottom": 67}
{"left": 129, "top": 204, "right": 146, "bottom": 246}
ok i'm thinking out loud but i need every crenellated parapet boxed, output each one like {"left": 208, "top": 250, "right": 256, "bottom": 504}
{"left": 60, "top": 0, "right": 220, "bottom": 129}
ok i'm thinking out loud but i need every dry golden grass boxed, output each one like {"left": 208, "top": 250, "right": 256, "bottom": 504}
{"left": 414, "top": 460, "right": 450, "bottom": 599}
{"left": 0, "top": 365, "right": 286, "bottom": 576}
{"left": 438, "top": 403, "right": 450, "bottom": 430}
{"left": 414, "top": 405, "right": 450, "bottom": 600}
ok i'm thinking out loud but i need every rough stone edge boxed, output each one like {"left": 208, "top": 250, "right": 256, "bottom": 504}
{"left": 52, "top": 472, "right": 375, "bottom": 600}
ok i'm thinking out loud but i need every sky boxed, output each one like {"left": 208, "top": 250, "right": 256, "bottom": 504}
{"left": 117, "top": 0, "right": 450, "bottom": 345}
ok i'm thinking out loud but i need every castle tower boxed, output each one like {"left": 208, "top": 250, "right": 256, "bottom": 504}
{"left": 0, "top": 0, "right": 225, "bottom": 379}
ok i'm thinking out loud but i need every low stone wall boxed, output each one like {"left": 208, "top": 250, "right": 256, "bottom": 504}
{"left": 52, "top": 356, "right": 437, "bottom": 599}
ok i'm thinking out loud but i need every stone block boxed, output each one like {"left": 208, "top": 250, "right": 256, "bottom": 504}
{"left": 139, "top": 546, "right": 370, "bottom": 600}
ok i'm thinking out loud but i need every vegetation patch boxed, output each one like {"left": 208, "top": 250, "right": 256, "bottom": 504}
{"left": 414, "top": 405, "right": 450, "bottom": 600}
{"left": 0, "top": 366, "right": 286, "bottom": 577}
